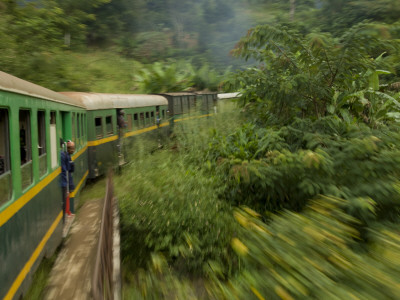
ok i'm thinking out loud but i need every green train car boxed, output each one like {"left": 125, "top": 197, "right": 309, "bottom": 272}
{"left": 0, "top": 72, "right": 88, "bottom": 300}
{"left": 0, "top": 69, "right": 233, "bottom": 299}
{"left": 61, "top": 92, "right": 169, "bottom": 178}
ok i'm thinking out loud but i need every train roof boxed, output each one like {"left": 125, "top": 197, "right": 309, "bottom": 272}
{"left": 159, "top": 92, "right": 195, "bottom": 96}
{"left": 195, "top": 91, "right": 218, "bottom": 95}
{"left": 217, "top": 92, "right": 241, "bottom": 99}
{"left": 0, "top": 71, "right": 85, "bottom": 108}
{"left": 60, "top": 92, "right": 168, "bottom": 110}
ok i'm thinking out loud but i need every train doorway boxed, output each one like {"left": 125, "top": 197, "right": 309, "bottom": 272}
{"left": 117, "top": 109, "right": 126, "bottom": 166}
{"left": 50, "top": 112, "right": 58, "bottom": 169}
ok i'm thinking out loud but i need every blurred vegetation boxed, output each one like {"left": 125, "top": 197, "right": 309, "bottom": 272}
{"left": 4, "top": 0, "right": 399, "bottom": 298}
{"left": 209, "top": 197, "right": 400, "bottom": 299}
{"left": 116, "top": 15, "right": 400, "bottom": 299}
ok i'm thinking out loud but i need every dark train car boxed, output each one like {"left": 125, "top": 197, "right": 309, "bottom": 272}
{"left": 196, "top": 91, "right": 218, "bottom": 113}
{"left": 0, "top": 72, "right": 88, "bottom": 300}
{"left": 61, "top": 93, "right": 169, "bottom": 178}
{"left": 159, "top": 92, "right": 197, "bottom": 120}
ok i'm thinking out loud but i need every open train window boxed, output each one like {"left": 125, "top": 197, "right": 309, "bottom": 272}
{"left": 20, "top": 110, "right": 32, "bottom": 189}
{"left": 38, "top": 110, "right": 47, "bottom": 177}
{"left": 95, "top": 117, "right": 103, "bottom": 139}
{"left": 106, "top": 116, "right": 113, "bottom": 135}
{"left": 133, "top": 113, "right": 138, "bottom": 129}
{"left": 0, "top": 108, "right": 11, "bottom": 206}
{"left": 127, "top": 114, "right": 133, "bottom": 131}
{"left": 140, "top": 113, "right": 144, "bottom": 128}
{"left": 162, "top": 110, "right": 165, "bottom": 118}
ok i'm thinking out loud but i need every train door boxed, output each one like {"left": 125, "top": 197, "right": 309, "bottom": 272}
{"left": 156, "top": 106, "right": 160, "bottom": 127}
{"left": 116, "top": 109, "right": 126, "bottom": 165}
{"left": 50, "top": 112, "right": 58, "bottom": 169}
{"left": 0, "top": 108, "right": 11, "bottom": 206}
{"left": 19, "top": 110, "right": 32, "bottom": 190}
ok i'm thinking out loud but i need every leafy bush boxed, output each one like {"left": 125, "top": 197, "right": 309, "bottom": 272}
{"left": 206, "top": 118, "right": 400, "bottom": 223}
{"left": 116, "top": 151, "right": 238, "bottom": 276}
{"left": 133, "top": 60, "right": 195, "bottom": 93}
{"left": 225, "top": 23, "right": 400, "bottom": 125}
{"left": 208, "top": 196, "right": 400, "bottom": 299}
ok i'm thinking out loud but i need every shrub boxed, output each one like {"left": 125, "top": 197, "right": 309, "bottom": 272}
{"left": 208, "top": 196, "right": 400, "bottom": 299}
{"left": 116, "top": 151, "right": 238, "bottom": 276}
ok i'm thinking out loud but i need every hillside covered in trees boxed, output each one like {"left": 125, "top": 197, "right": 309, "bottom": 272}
{"left": 1, "top": 0, "right": 399, "bottom": 92}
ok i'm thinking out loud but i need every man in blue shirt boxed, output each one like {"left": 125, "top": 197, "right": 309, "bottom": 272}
{"left": 61, "top": 140, "right": 75, "bottom": 222}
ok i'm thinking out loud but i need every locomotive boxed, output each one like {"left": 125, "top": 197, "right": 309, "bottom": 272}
{"left": 0, "top": 71, "right": 236, "bottom": 299}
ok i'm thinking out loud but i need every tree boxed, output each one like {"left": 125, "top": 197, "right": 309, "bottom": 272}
{"left": 226, "top": 23, "right": 400, "bottom": 125}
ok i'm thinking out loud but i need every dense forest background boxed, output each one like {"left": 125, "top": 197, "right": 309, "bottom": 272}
{"left": 1, "top": 0, "right": 399, "bottom": 92}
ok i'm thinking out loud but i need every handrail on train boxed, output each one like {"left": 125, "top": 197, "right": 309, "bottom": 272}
{"left": 92, "top": 171, "right": 121, "bottom": 300}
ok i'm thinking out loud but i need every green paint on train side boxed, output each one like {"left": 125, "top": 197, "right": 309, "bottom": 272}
{"left": 0, "top": 149, "right": 88, "bottom": 299}
{"left": 0, "top": 90, "right": 86, "bottom": 211}
{"left": 0, "top": 88, "right": 87, "bottom": 299}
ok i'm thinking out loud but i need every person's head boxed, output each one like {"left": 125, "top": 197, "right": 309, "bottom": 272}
{"left": 67, "top": 141, "right": 75, "bottom": 154}
{"left": 119, "top": 110, "right": 125, "bottom": 115}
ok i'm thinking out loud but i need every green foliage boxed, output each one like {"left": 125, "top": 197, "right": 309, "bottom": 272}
{"left": 116, "top": 150, "right": 237, "bottom": 276}
{"left": 134, "top": 60, "right": 195, "bottom": 93}
{"left": 134, "top": 60, "right": 230, "bottom": 93}
{"left": 225, "top": 24, "right": 400, "bottom": 125}
{"left": 209, "top": 196, "right": 400, "bottom": 299}
{"left": 192, "top": 64, "right": 232, "bottom": 91}
{"left": 122, "top": 253, "right": 201, "bottom": 299}
{"left": 206, "top": 118, "right": 400, "bottom": 222}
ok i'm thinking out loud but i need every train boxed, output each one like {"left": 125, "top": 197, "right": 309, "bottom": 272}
{"left": 0, "top": 70, "right": 237, "bottom": 300}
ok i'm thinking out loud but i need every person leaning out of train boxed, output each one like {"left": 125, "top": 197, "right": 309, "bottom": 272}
{"left": 117, "top": 109, "right": 127, "bottom": 129}
{"left": 61, "top": 140, "right": 75, "bottom": 221}
{"left": 156, "top": 111, "right": 161, "bottom": 127}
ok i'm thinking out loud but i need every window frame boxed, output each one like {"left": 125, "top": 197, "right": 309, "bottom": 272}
{"left": 95, "top": 116, "right": 103, "bottom": 139}
{"left": 105, "top": 115, "right": 113, "bottom": 135}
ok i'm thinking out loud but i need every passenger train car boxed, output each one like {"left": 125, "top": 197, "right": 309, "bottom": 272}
{"left": 0, "top": 71, "right": 235, "bottom": 300}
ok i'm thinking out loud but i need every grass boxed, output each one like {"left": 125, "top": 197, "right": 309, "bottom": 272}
{"left": 22, "top": 249, "right": 59, "bottom": 300}
{"left": 77, "top": 177, "right": 107, "bottom": 209}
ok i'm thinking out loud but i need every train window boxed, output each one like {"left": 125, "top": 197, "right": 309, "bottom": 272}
{"left": 37, "top": 111, "right": 47, "bottom": 177}
{"left": 140, "top": 113, "right": 144, "bottom": 128}
{"left": 20, "top": 110, "right": 32, "bottom": 189}
{"left": 151, "top": 111, "right": 154, "bottom": 122}
{"left": 162, "top": 110, "right": 165, "bottom": 118}
{"left": 95, "top": 117, "right": 103, "bottom": 139}
{"left": 0, "top": 109, "right": 11, "bottom": 206}
{"left": 106, "top": 116, "right": 113, "bottom": 135}
{"left": 127, "top": 114, "right": 133, "bottom": 131}
{"left": 50, "top": 112, "right": 57, "bottom": 169}
{"left": 133, "top": 113, "right": 138, "bottom": 129}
